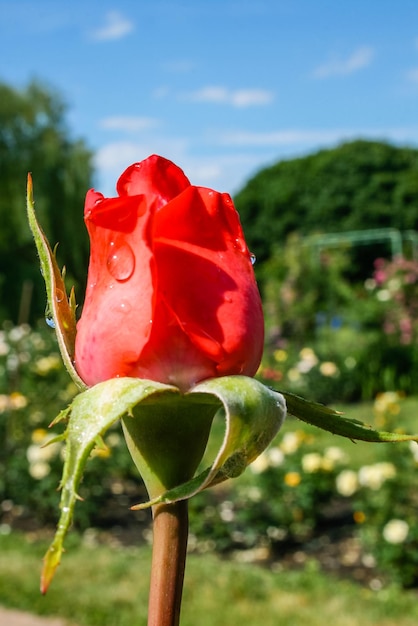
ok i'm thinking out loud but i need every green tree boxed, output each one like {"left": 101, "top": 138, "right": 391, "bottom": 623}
{"left": 0, "top": 81, "right": 94, "bottom": 323}
{"left": 235, "top": 140, "right": 418, "bottom": 269}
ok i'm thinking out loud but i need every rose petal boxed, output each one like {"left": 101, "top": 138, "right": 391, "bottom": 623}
{"left": 75, "top": 199, "right": 156, "bottom": 386}
{"left": 85, "top": 193, "right": 145, "bottom": 233}
{"left": 116, "top": 155, "right": 191, "bottom": 207}
{"left": 153, "top": 187, "right": 264, "bottom": 377}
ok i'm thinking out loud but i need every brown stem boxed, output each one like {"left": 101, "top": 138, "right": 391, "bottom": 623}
{"left": 147, "top": 500, "right": 189, "bottom": 626}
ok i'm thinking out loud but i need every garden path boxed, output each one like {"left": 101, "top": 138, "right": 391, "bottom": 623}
{"left": 0, "top": 606, "right": 74, "bottom": 626}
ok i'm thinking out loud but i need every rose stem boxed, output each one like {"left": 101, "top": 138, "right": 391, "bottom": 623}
{"left": 147, "top": 500, "right": 189, "bottom": 626}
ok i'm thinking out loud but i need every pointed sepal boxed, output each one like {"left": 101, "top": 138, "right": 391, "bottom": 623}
{"left": 41, "top": 377, "right": 177, "bottom": 593}
{"left": 26, "top": 174, "right": 85, "bottom": 390}
{"left": 283, "top": 392, "right": 418, "bottom": 443}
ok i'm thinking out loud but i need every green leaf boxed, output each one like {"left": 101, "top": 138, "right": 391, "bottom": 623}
{"left": 26, "top": 174, "right": 85, "bottom": 390}
{"left": 283, "top": 391, "right": 418, "bottom": 443}
{"left": 131, "top": 376, "right": 287, "bottom": 509}
{"left": 41, "top": 378, "right": 177, "bottom": 593}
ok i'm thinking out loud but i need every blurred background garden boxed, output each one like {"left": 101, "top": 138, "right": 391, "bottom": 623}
{"left": 1, "top": 76, "right": 418, "bottom": 625}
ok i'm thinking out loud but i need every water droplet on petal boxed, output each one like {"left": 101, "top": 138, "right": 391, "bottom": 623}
{"left": 107, "top": 242, "right": 135, "bottom": 281}
{"left": 118, "top": 300, "right": 132, "bottom": 314}
{"left": 234, "top": 238, "right": 247, "bottom": 254}
{"left": 145, "top": 319, "right": 153, "bottom": 338}
{"left": 250, "top": 253, "right": 256, "bottom": 265}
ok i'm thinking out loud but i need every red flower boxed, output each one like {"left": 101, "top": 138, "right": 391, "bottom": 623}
{"left": 74, "top": 155, "right": 264, "bottom": 391}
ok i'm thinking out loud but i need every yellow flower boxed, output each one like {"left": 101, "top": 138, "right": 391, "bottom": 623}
{"left": 32, "top": 428, "right": 48, "bottom": 444}
{"left": 273, "top": 349, "right": 288, "bottom": 363}
{"left": 353, "top": 511, "right": 366, "bottom": 524}
{"left": 284, "top": 471, "right": 301, "bottom": 487}
{"left": 319, "top": 361, "right": 339, "bottom": 377}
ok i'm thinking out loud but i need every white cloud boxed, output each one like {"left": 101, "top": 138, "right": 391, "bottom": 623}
{"left": 162, "top": 60, "right": 196, "bottom": 73}
{"left": 181, "top": 153, "right": 263, "bottom": 193}
{"left": 406, "top": 67, "right": 418, "bottom": 82}
{"left": 99, "top": 116, "right": 160, "bottom": 132}
{"left": 153, "top": 86, "right": 171, "bottom": 99}
{"left": 90, "top": 11, "right": 134, "bottom": 41}
{"left": 218, "top": 129, "right": 352, "bottom": 146}
{"left": 185, "top": 86, "right": 274, "bottom": 107}
{"left": 313, "top": 46, "right": 374, "bottom": 78}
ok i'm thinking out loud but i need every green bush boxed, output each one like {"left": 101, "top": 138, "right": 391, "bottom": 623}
{"left": 0, "top": 321, "right": 148, "bottom": 531}
{"left": 259, "top": 235, "right": 418, "bottom": 402}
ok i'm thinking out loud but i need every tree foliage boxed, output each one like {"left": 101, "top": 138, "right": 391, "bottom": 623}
{"left": 235, "top": 140, "right": 418, "bottom": 267}
{"left": 0, "top": 81, "right": 94, "bottom": 323}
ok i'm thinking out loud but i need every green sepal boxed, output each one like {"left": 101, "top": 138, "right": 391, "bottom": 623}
{"left": 283, "top": 392, "right": 418, "bottom": 443}
{"left": 49, "top": 406, "right": 72, "bottom": 427}
{"left": 130, "top": 376, "right": 286, "bottom": 509}
{"left": 41, "top": 376, "right": 286, "bottom": 592}
{"left": 26, "top": 174, "right": 85, "bottom": 390}
{"left": 41, "top": 378, "right": 177, "bottom": 594}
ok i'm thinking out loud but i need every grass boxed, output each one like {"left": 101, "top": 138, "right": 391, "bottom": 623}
{"left": 1, "top": 531, "right": 418, "bottom": 626}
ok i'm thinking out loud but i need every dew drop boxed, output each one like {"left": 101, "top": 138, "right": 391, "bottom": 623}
{"left": 118, "top": 300, "right": 132, "bottom": 314}
{"left": 145, "top": 319, "right": 153, "bottom": 338}
{"left": 45, "top": 314, "right": 56, "bottom": 329}
{"left": 234, "top": 238, "right": 247, "bottom": 254}
{"left": 45, "top": 304, "right": 56, "bottom": 328}
{"left": 55, "top": 289, "right": 64, "bottom": 303}
{"left": 107, "top": 242, "right": 135, "bottom": 282}
{"left": 250, "top": 253, "right": 256, "bottom": 265}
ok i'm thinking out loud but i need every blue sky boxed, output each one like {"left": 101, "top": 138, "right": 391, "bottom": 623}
{"left": 1, "top": 0, "right": 418, "bottom": 197}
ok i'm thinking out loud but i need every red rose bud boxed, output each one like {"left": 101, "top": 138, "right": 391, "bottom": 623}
{"left": 75, "top": 155, "right": 264, "bottom": 390}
